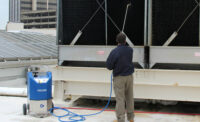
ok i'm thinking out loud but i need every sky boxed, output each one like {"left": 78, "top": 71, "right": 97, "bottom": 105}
{"left": 0, "top": 0, "right": 9, "bottom": 30}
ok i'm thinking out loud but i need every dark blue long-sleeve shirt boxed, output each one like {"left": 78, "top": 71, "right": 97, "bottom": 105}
{"left": 106, "top": 45, "right": 134, "bottom": 77}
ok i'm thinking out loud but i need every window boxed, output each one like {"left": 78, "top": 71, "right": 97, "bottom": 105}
{"left": 21, "top": 7, "right": 32, "bottom": 11}
{"left": 37, "top": 2, "right": 47, "bottom": 5}
{"left": 21, "top": 1, "right": 32, "bottom": 4}
{"left": 49, "top": 3, "right": 57, "bottom": 6}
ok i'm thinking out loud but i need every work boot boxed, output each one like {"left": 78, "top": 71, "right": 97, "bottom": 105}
{"left": 113, "top": 120, "right": 134, "bottom": 122}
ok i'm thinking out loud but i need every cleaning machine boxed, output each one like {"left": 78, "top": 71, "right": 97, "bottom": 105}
{"left": 23, "top": 69, "right": 53, "bottom": 118}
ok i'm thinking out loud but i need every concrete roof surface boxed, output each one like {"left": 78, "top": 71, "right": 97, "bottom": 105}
{"left": 0, "top": 96, "right": 200, "bottom": 122}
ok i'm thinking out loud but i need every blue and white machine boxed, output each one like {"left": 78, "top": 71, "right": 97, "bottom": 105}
{"left": 23, "top": 70, "right": 53, "bottom": 117}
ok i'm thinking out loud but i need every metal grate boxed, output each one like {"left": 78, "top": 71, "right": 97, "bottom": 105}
{"left": 152, "top": 0, "right": 199, "bottom": 46}
{"left": 61, "top": 0, "right": 144, "bottom": 45}
{"left": 62, "top": 0, "right": 105, "bottom": 45}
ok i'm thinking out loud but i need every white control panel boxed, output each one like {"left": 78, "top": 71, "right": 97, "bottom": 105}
{"left": 34, "top": 78, "right": 49, "bottom": 84}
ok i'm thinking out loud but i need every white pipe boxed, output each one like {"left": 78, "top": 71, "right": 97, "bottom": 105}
{"left": 0, "top": 87, "right": 27, "bottom": 97}
{"left": 122, "top": 3, "right": 131, "bottom": 32}
{"left": 163, "top": 32, "right": 178, "bottom": 46}
{"left": 70, "top": 30, "right": 82, "bottom": 45}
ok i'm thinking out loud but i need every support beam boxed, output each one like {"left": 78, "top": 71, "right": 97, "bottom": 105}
{"left": 0, "top": 87, "right": 27, "bottom": 97}
{"left": 0, "top": 59, "right": 57, "bottom": 69}
{"left": 58, "top": 45, "right": 144, "bottom": 68}
{"left": 144, "top": 0, "right": 148, "bottom": 46}
{"left": 52, "top": 66, "right": 200, "bottom": 102}
{"left": 32, "top": 0, "right": 37, "bottom": 11}
{"left": 105, "top": 0, "right": 108, "bottom": 45}
{"left": 199, "top": 0, "right": 200, "bottom": 46}
{"left": 147, "top": 0, "right": 152, "bottom": 46}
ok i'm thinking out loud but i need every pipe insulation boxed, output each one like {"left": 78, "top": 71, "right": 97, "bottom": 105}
{"left": 0, "top": 87, "right": 27, "bottom": 97}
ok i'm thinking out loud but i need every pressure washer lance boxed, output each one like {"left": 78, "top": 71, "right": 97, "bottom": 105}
{"left": 49, "top": 74, "right": 113, "bottom": 122}
{"left": 122, "top": 3, "right": 134, "bottom": 47}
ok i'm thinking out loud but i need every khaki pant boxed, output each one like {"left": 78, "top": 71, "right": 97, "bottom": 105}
{"left": 113, "top": 75, "right": 134, "bottom": 122}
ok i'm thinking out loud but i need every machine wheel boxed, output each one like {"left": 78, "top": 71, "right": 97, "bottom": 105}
{"left": 51, "top": 102, "right": 54, "bottom": 113}
{"left": 27, "top": 103, "right": 30, "bottom": 112}
{"left": 23, "top": 104, "right": 27, "bottom": 115}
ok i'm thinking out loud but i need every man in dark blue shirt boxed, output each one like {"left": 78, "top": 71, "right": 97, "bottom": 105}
{"left": 106, "top": 33, "right": 134, "bottom": 122}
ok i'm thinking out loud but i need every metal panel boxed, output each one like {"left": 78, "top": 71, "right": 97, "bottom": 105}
{"left": 0, "top": 67, "right": 25, "bottom": 81}
{"left": 29, "top": 99, "right": 52, "bottom": 117}
{"left": 0, "top": 59, "right": 57, "bottom": 68}
{"left": 0, "top": 30, "right": 57, "bottom": 60}
{"left": 59, "top": 45, "right": 144, "bottom": 67}
{"left": 52, "top": 66, "right": 200, "bottom": 102}
{"left": 150, "top": 46, "right": 200, "bottom": 67}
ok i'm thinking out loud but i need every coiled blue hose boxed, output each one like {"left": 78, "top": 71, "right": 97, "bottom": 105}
{"left": 49, "top": 74, "right": 113, "bottom": 122}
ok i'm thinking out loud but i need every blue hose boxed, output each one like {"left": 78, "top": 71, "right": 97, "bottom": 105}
{"left": 49, "top": 74, "right": 113, "bottom": 122}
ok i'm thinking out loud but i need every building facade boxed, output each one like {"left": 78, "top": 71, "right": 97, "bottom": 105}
{"left": 9, "top": 0, "right": 21, "bottom": 22}
{"left": 9, "top": 0, "right": 57, "bottom": 29}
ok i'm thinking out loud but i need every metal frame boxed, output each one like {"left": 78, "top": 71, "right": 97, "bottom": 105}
{"left": 147, "top": 0, "right": 152, "bottom": 46}
{"left": 0, "top": 59, "right": 57, "bottom": 69}
{"left": 58, "top": 45, "right": 144, "bottom": 67}
{"left": 57, "top": 0, "right": 63, "bottom": 45}
{"left": 58, "top": 45, "right": 200, "bottom": 69}
{"left": 105, "top": 0, "right": 108, "bottom": 45}
{"left": 57, "top": 0, "right": 200, "bottom": 68}
{"left": 199, "top": 0, "right": 200, "bottom": 46}
{"left": 52, "top": 66, "right": 200, "bottom": 102}
{"left": 54, "top": 0, "right": 200, "bottom": 103}
{"left": 144, "top": 0, "right": 148, "bottom": 46}
{"left": 150, "top": 46, "right": 200, "bottom": 68}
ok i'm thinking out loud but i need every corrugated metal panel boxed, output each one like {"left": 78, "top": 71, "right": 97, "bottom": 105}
{"left": 0, "top": 30, "right": 57, "bottom": 60}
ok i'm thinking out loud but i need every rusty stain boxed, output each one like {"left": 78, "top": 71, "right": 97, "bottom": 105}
{"left": 174, "top": 82, "right": 179, "bottom": 86}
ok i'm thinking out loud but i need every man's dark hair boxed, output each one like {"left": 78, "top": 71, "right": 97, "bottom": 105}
{"left": 116, "top": 32, "right": 126, "bottom": 44}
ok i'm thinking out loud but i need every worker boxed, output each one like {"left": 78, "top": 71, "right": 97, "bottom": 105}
{"left": 106, "top": 32, "right": 134, "bottom": 122}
